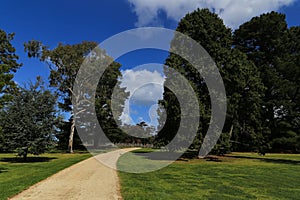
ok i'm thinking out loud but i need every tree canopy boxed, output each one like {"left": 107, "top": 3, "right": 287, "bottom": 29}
{"left": 0, "top": 29, "right": 22, "bottom": 108}
{"left": 1, "top": 9, "right": 299, "bottom": 156}
{"left": 0, "top": 78, "right": 58, "bottom": 159}
{"left": 157, "top": 9, "right": 299, "bottom": 154}
{"left": 234, "top": 11, "right": 300, "bottom": 152}
{"left": 24, "top": 41, "right": 129, "bottom": 152}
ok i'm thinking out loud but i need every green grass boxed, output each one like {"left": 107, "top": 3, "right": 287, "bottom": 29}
{"left": 118, "top": 151, "right": 300, "bottom": 200}
{"left": 0, "top": 152, "right": 92, "bottom": 200}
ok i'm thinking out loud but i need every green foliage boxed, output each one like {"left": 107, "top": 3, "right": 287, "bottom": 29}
{"left": 155, "top": 88, "right": 181, "bottom": 148}
{"left": 19, "top": 10, "right": 299, "bottom": 154}
{"left": 271, "top": 136, "right": 300, "bottom": 153}
{"left": 24, "top": 40, "right": 129, "bottom": 151}
{"left": 159, "top": 8, "right": 265, "bottom": 153}
{"left": 234, "top": 11, "right": 300, "bottom": 152}
{"left": 0, "top": 127, "right": 4, "bottom": 152}
{"left": 0, "top": 78, "right": 59, "bottom": 159}
{"left": 95, "top": 61, "right": 129, "bottom": 145}
{"left": 55, "top": 120, "right": 85, "bottom": 150}
{"left": 211, "top": 132, "right": 231, "bottom": 155}
{"left": 26, "top": 41, "right": 99, "bottom": 112}
{"left": 0, "top": 29, "right": 22, "bottom": 144}
{"left": 120, "top": 123, "right": 155, "bottom": 145}
{"left": 0, "top": 29, "right": 22, "bottom": 109}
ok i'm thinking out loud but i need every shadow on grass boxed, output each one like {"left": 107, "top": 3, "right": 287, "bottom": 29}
{"left": 48, "top": 151, "right": 89, "bottom": 154}
{"left": 0, "top": 156, "right": 57, "bottom": 163}
{"left": 0, "top": 167, "right": 8, "bottom": 173}
{"left": 226, "top": 155, "right": 300, "bottom": 165}
{"left": 130, "top": 149, "right": 200, "bottom": 161}
{"left": 181, "top": 150, "right": 199, "bottom": 159}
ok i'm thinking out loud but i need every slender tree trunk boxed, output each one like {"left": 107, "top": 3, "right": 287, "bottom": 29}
{"left": 229, "top": 124, "right": 234, "bottom": 139}
{"left": 68, "top": 115, "right": 75, "bottom": 153}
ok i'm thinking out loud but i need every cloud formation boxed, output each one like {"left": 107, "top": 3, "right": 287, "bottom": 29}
{"left": 119, "top": 69, "right": 165, "bottom": 125}
{"left": 127, "top": 0, "right": 295, "bottom": 28}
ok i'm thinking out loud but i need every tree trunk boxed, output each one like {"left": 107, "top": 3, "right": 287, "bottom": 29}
{"left": 229, "top": 124, "right": 234, "bottom": 139}
{"left": 68, "top": 116, "right": 75, "bottom": 153}
{"left": 23, "top": 147, "right": 28, "bottom": 161}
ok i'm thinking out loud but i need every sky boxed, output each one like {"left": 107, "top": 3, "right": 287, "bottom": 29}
{"left": 1, "top": 0, "right": 299, "bottom": 127}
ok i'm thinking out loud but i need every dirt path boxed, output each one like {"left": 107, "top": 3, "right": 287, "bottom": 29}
{"left": 10, "top": 148, "right": 139, "bottom": 200}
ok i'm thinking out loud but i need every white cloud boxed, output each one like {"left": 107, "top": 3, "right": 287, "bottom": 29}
{"left": 127, "top": 0, "right": 295, "bottom": 28}
{"left": 130, "top": 83, "right": 163, "bottom": 105}
{"left": 119, "top": 69, "right": 165, "bottom": 125}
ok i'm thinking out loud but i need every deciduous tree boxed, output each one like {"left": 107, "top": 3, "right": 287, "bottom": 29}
{"left": 24, "top": 41, "right": 129, "bottom": 152}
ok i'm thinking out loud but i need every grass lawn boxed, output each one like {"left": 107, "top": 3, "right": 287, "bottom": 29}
{"left": 118, "top": 150, "right": 300, "bottom": 200}
{"left": 0, "top": 152, "right": 92, "bottom": 200}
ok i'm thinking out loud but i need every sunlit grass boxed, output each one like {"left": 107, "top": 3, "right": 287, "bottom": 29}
{"left": 118, "top": 151, "right": 300, "bottom": 200}
{"left": 0, "top": 152, "right": 92, "bottom": 200}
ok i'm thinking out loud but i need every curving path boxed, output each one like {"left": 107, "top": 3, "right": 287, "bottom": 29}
{"left": 9, "top": 148, "right": 139, "bottom": 200}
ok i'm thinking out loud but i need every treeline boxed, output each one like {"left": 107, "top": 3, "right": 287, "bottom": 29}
{"left": 0, "top": 9, "right": 299, "bottom": 158}
{"left": 0, "top": 35, "right": 132, "bottom": 158}
{"left": 157, "top": 9, "right": 299, "bottom": 154}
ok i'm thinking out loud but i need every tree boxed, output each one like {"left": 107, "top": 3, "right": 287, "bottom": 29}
{"left": 0, "top": 29, "right": 22, "bottom": 152}
{"left": 95, "top": 62, "right": 129, "bottom": 146}
{"left": 155, "top": 88, "right": 181, "bottom": 148}
{"left": 157, "top": 9, "right": 232, "bottom": 151}
{"left": 24, "top": 41, "right": 129, "bottom": 152}
{"left": 221, "top": 49, "right": 265, "bottom": 152}
{"left": 0, "top": 126, "right": 4, "bottom": 152}
{"left": 159, "top": 8, "right": 264, "bottom": 154}
{"left": 271, "top": 26, "right": 300, "bottom": 153}
{"left": 0, "top": 29, "right": 22, "bottom": 108}
{"left": 234, "top": 12, "right": 300, "bottom": 152}
{"left": 25, "top": 41, "right": 97, "bottom": 152}
{"left": 0, "top": 78, "right": 58, "bottom": 160}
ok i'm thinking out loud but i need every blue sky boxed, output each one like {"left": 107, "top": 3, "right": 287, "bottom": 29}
{"left": 1, "top": 0, "right": 299, "bottom": 127}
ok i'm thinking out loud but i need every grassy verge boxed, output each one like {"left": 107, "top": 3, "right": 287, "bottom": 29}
{"left": 0, "top": 152, "right": 92, "bottom": 200}
{"left": 118, "top": 151, "right": 300, "bottom": 200}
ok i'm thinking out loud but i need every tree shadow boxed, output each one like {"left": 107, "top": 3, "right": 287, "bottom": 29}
{"left": 131, "top": 150, "right": 199, "bottom": 161}
{"left": 0, "top": 156, "right": 57, "bottom": 163}
{"left": 226, "top": 155, "right": 300, "bottom": 165}
{"left": 181, "top": 150, "right": 199, "bottom": 159}
{"left": 0, "top": 167, "right": 8, "bottom": 173}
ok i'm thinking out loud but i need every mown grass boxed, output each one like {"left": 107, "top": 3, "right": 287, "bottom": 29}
{"left": 0, "top": 152, "right": 92, "bottom": 200}
{"left": 118, "top": 151, "right": 300, "bottom": 200}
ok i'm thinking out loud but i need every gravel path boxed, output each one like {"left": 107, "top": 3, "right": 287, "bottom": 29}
{"left": 10, "top": 148, "right": 139, "bottom": 200}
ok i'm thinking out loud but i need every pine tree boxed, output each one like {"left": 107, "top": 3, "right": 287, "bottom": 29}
{"left": 0, "top": 29, "right": 22, "bottom": 108}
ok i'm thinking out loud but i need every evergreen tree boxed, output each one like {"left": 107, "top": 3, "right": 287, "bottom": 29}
{"left": 0, "top": 29, "right": 22, "bottom": 108}
{"left": 0, "top": 78, "right": 58, "bottom": 160}
{"left": 159, "top": 9, "right": 264, "bottom": 153}
{"left": 0, "top": 29, "right": 22, "bottom": 152}
{"left": 234, "top": 12, "right": 300, "bottom": 152}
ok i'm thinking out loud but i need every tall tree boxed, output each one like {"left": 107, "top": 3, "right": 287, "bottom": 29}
{"left": 234, "top": 12, "right": 300, "bottom": 152}
{"left": 0, "top": 29, "right": 22, "bottom": 108}
{"left": 24, "top": 41, "right": 128, "bottom": 152}
{"left": 269, "top": 25, "right": 300, "bottom": 152}
{"left": 0, "top": 78, "right": 58, "bottom": 160}
{"left": 159, "top": 8, "right": 264, "bottom": 153}
{"left": 157, "top": 8, "right": 232, "bottom": 150}
{"left": 221, "top": 49, "right": 265, "bottom": 152}
{"left": 96, "top": 69, "right": 129, "bottom": 146}
{"left": 0, "top": 29, "right": 22, "bottom": 152}
{"left": 25, "top": 41, "right": 98, "bottom": 152}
